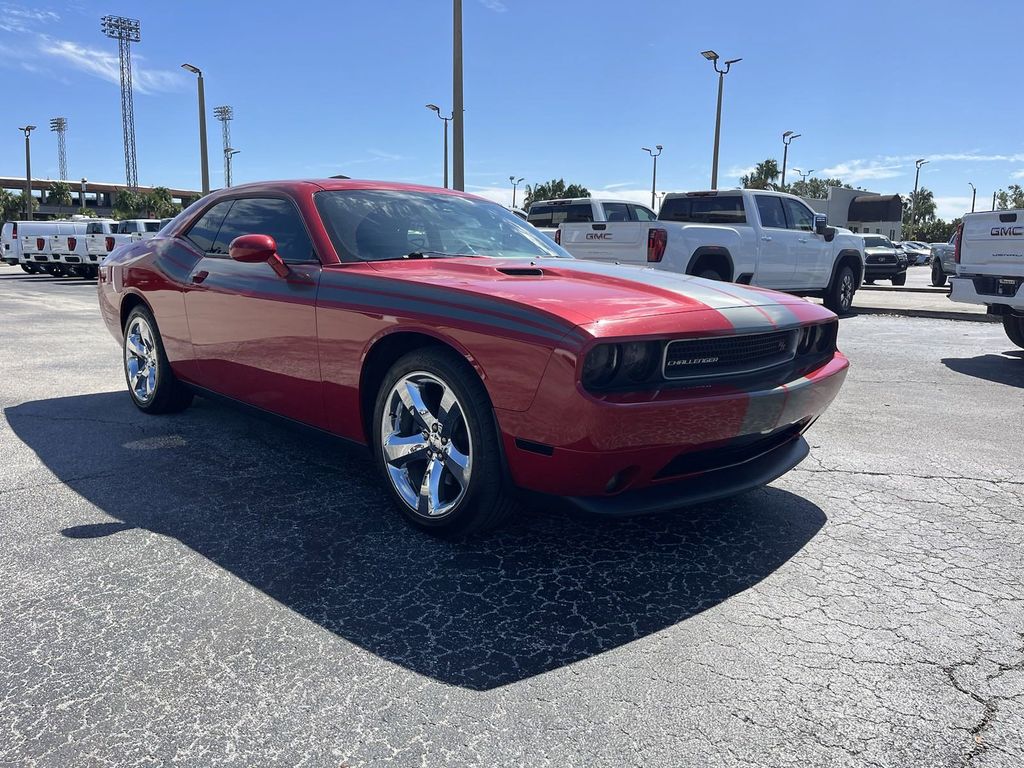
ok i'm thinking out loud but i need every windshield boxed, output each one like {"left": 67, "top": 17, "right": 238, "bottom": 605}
{"left": 315, "top": 190, "right": 572, "bottom": 261}
{"left": 863, "top": 236, "right": 890, "bottom": 248}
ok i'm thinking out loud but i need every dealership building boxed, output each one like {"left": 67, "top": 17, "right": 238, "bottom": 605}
{"left": 801, "top": 187, "right": 903, "bottom": 241}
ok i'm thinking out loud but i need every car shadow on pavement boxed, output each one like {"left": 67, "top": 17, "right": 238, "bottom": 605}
{"left": 7, "top": 391, "right": 826, "bottom": 691}
{"left": 942, "top": 352, "right": 1024, "bottom": 388}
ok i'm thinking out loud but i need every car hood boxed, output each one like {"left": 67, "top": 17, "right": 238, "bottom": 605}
{"left": 363, "top": 257, "right": 834, "bottom": 336}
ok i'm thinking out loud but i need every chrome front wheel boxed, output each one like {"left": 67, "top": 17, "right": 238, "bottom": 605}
{"left": 125, "top": 314, "right": 159, "bottom": 404}
{"left": 379, "top": 371, "right": 473, "bottom": 519}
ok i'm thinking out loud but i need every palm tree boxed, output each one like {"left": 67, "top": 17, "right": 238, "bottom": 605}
{"left": 48, "top": 181, "right": 73, "bottom": 217}
{"left": 741, "top": 159, "right": 781, "bottom": 190}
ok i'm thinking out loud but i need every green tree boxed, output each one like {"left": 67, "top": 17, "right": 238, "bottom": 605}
{"left": 113, "top": 189, "right": 144, "bottom": 219}
{"left": 788, "top": 177, "right": 851, "bottom": 199}
{"left": 76, "top": 207, "right": 97, "bottom": 218}
{"left": 47, "top": 180, "right": 73, "bottom": 216}
{"left": 740, "top": 159, "right": 781, "bottom": 190}
{"left": 994, "top": 184, "right": 1024, "bottom": 210}
{"left": 902, "top": 187, "right": 937, "bottom": 237}
{"left": 917, "top": 217, "right": 960, "bottom": 244}
{"left": 0, "top": 188, "right": 20, "bottom": 222}
{"left": 12, "top": 192, "right": 38, "bottom": 218}
{"left": 521, "top": 179, "right": 590, "bottom": 210}
{"left": 141, "top": 186, "right": 179, "bottom": 218}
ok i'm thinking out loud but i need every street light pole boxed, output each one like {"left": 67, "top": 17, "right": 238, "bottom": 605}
{"left": 452, "top": 0, "right": 464, "bottom": 191}
{"left": 181, "top": 63, "right": 210, "bottom": 195}
{"left": 642, "top": 145, "right": 662, "bottom": 209}
{"left": 509, "top": 176, "right": 524, "bottom": 208}
{"left": 426, "top": 105, "right": 452, "bottom": 188}
{"left": 80, "top": 177, "right": 88, "bottom": 210}
{"left": 968, "top": 182, "right": 976, "bottom": 213}
{"left": 224, "top": 148, "right": 240, "bottom": 187}
{"left": 780, "top": 131, "right": 801, "bottom": 190}
{"left": 793, "top": 168, "right": 815, "bottom": 184}
{"left": 18, "top": 125, "right": 36, "bottom": 220}
{"left": 701, "top": 50, "right": 741, "bottom": 190}
{"left": 910, "top": 158, "right": 928, "bottom": 236}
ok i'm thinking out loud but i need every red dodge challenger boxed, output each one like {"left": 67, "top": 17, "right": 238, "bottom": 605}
{"left": 98, "top": 180, "right": 848, "bottom": 535}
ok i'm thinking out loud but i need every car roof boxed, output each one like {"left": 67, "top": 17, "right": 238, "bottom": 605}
{"left": 217, "top": 178, "right": 489, "bottom": 203}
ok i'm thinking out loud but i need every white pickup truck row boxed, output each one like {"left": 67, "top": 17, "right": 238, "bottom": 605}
{"left": 2, "top": 218, "right": 163, "bottom": 278}
{"left": 948, "top": 210, "right": 1024, "bottom": 348}
{"left": 553, "top": 189, "right": 866, "bottom": 313}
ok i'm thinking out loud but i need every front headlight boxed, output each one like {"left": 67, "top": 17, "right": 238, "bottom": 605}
{"left": 582, "top": 344, "right": 620, "bottom": 389}
{"left": 620, "top": 341, "right": 660, "bottom": 382}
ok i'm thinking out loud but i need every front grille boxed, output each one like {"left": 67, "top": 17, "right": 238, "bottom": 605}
{"left": 663, "top": 330, "right": 797, "bottom": 380}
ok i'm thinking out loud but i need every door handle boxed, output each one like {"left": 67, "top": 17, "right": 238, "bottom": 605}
{"left": 760, "top": 236, "right": 772, "bottom": 242}
{"left": 191, "top": 270, "right": 209, "bottom": 284}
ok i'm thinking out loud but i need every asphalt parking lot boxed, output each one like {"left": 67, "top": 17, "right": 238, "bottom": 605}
{"left": 1, "top": 270, "right": 1022, "bottom": 768}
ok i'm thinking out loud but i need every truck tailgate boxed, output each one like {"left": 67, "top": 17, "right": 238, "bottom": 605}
{"left": 960, "top": 211, "right": 1024, "bottom": 275}
{"left": 558, "top": 222, "right": 648, "bottom": 263}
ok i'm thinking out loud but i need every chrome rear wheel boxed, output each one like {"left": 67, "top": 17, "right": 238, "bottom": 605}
{"left": 125, "top": 314, "right": 159, "bottom": 404}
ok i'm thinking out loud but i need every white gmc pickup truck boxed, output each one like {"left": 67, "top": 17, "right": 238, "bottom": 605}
{"left": 948, "top": 210, "right": 1024, "bottom": 348}
{"left": 556, "top": 189, "right": 866, "bottom": 313}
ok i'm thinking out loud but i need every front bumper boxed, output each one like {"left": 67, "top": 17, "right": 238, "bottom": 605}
{"left": 864, "top": 261, "right": 902, "bottom": 279}
{"left": 497, "top": 351, "right": 848, "bottom": 509}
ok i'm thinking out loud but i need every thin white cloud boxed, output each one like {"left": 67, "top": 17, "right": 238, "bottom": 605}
{"left": 818, "top": 160, "right": 904, "bottom": 183}
{"left": 934, "top": 196, "right": 974, "bottom": 221}
{"left": 0, "top": 4, "right": 58, "bottom": 32}
{"left": 38, "top": 35, "right": 185, "bottom": 94}
{"left": 1011, "top": 169, "right": 1024, "bottom": 180}
{"left": 726, "top": 165, "right": 756, "bottom": 179}
{"left": 478, "top": 0, "right": 508, "bottom": 11}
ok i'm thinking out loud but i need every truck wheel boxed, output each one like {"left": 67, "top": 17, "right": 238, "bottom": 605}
{"left": 1004, "top": 315, "right": 1024, "bottom": 349}
{"left": 891, "top": 272, "right": 907, "bottom": 286}
{"left": 931, "top": 261, "right": 946, "bottom": 287}
{"left": 21, "top": 264, "right": 38, "bottom": 274}
{"left": 372, "top": 347, "right": 517, "bottom": 537}
{"left": 824, "top": 265, "right": 856, "bottom": 314}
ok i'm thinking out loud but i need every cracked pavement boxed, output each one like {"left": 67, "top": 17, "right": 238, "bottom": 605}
{"left": 0, "top": 271, "right": 1022, "bottom": 767}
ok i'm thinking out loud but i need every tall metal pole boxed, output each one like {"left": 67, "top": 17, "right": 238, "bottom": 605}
{"left": 711, "top": 71, "right": 723, "bottom": 190}
{"left": 442, "top": 116, "right": 449, "bottom": 189}
{"left": 643, "top": 146, "right": 662, "bottom": 208}
{"left": 214, "top": 106, "right": 233, "bottom": 189}
{"left": 19, "top": 126, "right": 35, "bottom": 220}
{"left": 509, "top": 176, "right": 523, "bottom": 208}
{"left": 910, "top": 158, "right": 927, "bottom": 236}
{"left": 101, "top": 16, "right": 140, "bottom": 190}
{"left": 780, "top": 131, "right": 800, "bottom": 190}
{"left": 452, "top": 0, "right": 464, "bottom": 191}
{"left": 50, "top": 117, "right": 67, "bottom": 180}
{"left": 80, "top": 177, "right": 87, "bottom": 210}
{"left": 992, "top": 191, "right": 997, "bottom": 211}
{"left": 969, "top": 182, "right": 976, "bottom": 213}
{"left": 702, "top": 52, "right": 740, "bottom": 190}
{"left": 198, "top": 75, "right": 209, "bottom": 194}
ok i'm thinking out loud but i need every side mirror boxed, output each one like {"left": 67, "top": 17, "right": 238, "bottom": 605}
{"left": 229, "top": 234, "right": 289, "bottom": 277}
{"left": 813, "top": 214, "right": 828, "bottom": 236}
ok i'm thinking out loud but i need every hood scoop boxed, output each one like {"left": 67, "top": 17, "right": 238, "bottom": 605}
{"left": 497, "top": 266, "right": 544, "bottom": 277}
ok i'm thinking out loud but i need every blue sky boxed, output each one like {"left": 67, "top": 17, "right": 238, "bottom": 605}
{"left": 1, "top": 0, "right": 1020, "bottom": 220}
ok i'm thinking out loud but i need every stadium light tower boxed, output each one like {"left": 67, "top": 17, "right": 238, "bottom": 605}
{"left": 214, "top": 105, "right": 234, "bottom": 188}
{"left": 224, "top": 148, "right": 240, "bottom": 188}
{"left": 101, "top": 15, "right": 141, "bottom": 190}
{"left": 49, "top": 117, "right": 68, "bottom": 180}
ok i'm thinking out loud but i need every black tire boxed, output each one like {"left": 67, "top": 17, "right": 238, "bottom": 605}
{"left": 696, "top": 267, "right": 725, "bottom": 281}
{"left": 1004, "top": 315, "right": 1024, "bottom": 349}
{"left": 44, "top": 265, "right": 66, "bottom": 277}
{"left": 863, "top": 279, "right": 875, "bottom": 285}
{"left": 122, "top": 305, "right": 194, "bottom": 414}
{"left": 20, "top": 263, "right": 38, "bottom": 274}
{"left": 824, "top": 264, "right": 856, "bottom": 314}
{"left": 891, "top": 272, "right": 907, "bottom": 286}
{"left": 931, "top": 261, "right": 947, "bottom": 287}
{"left": 371, "top": 347, "right": 517, "bottom": 537}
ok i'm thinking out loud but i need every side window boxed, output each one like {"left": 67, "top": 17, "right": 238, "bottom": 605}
{"left": 755, "top": 195, "right": 787, "bottom": 229}
{"left": 782, "top": 198, "right": 815, "bottom": 232}
{"left": 213, "top": 197, "right": 315, "bottom": 263}
{"left": 630, "top": 205, "right": 657, "bottom": 222}
{"left": 602, "top": 202, "right": 629, "bottom": 222}
{"left": 185, "top": 201, "right": 234, "bottom": 254}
